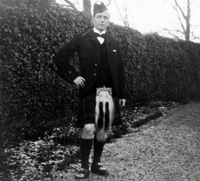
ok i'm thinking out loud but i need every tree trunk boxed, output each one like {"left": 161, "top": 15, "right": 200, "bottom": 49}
{"left": 185, "top": 0, "right": 190, "bottom": 41}
{"left": 174, "top": 0, "right": 191, "bottom": 41}
{"left": 83, "top": 0, "right": 91, "bottom": 16}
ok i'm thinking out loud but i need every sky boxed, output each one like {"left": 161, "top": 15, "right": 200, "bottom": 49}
{"left": 56, "top": 0, "right": 200, "bottom": 42}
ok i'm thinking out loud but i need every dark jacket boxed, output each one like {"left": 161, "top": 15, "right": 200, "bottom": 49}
{"left": 54, "top": 28, "right": 126, "bottom": 98}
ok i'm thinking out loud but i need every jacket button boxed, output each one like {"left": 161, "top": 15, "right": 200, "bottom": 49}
{"left": 95, "top": 64, "right": 97, "bottom": 66}
{"left": 94, "top": 73, "right": 96, "bottom": 76}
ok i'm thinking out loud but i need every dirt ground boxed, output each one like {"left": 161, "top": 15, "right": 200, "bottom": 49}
{"left": 61, "top": 102, "right": 200, "bottom": 181}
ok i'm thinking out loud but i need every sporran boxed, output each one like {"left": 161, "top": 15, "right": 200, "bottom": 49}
{"left": 95, "top": 87, "right": 114, "bottom": 142}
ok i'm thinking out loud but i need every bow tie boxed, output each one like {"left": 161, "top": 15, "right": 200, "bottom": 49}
{"left": 93, "top": 32, "right": 106, "bottom": 44}
{"left": 94, "top": 33, "right": 106, "bottom": 38}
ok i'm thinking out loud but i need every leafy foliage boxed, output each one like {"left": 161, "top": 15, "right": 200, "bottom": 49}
{"left": 4, "top": 128, "right": 80, "bottom": 181}
{"left": 1, "top": 101, "right": 178, "bottom": 180}
{"left": 119, "top": 32, "right": 200, "bottom": 103}
{"left": 1, "top": 0, "right": 200, "bottom": 144}
{"left": 0, "top": 0, "right": 89, "bottom": 144}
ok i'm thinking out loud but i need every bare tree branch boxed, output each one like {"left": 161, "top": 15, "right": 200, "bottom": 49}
{"left": 162, "top": 28, "right": 181, "bottom": 40}
{"left": 106, "top": 0, "right": 111, "bottom": 6}
{"left": 64, "top": 0, "right": 78, "bottom": 11}
{"left": 114, "top": 0, "right": 129, "bottom": 27}
{"left": 164, "top": 0, "right": 192, "bottom": 41}
{"left": 174, "top": 0, "right": 186, "bottom": 19}
{"left": 174, "top": 5, "right": 186, "bottom": 32}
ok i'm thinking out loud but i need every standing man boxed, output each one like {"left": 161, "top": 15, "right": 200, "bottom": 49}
{"left": 54, "top": 1, "right": 126, "bottom": 179}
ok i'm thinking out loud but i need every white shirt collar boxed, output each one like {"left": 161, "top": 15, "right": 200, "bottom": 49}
{"left": 93, "top": 27, "right": 106, "bottom": 35}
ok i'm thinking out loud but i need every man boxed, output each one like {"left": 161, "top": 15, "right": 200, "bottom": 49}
{"left": 54, "top": 1, "right": 126, "bottom": 179}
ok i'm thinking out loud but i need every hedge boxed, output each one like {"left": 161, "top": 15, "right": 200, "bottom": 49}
{"left": 0, "top": 0, "right": 200, "bottom": 144}
{"left": 0, "top": 0, "right": 90, "bottom": 144}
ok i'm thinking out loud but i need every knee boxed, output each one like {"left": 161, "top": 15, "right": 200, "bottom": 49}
{"left": 82, "top": 124, "right": 95, "bottom": 139}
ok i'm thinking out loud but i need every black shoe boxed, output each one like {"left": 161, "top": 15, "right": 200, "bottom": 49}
{"left": 91, "top": 163, "right": 109, "bottom": 176}
{"left": 75, "top": 168, "right": 89, "bottom": 179}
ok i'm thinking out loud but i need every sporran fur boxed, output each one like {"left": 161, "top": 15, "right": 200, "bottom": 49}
{"left": 95, "top": 87, "right": 114, "bottom": 142}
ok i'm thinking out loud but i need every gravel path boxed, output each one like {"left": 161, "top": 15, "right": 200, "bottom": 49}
{"left": 63, "top": 102, "right": 200, "bottom": 181}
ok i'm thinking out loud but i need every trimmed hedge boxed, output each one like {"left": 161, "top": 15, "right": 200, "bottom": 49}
{"left": 0, "top": 0, "right": 200, "bottom": 144}
{"left": 0, "top": 0, "right": 90, "bottom": 143}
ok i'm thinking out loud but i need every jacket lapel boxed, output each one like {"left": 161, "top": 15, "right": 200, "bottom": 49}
{"left": 105, "top": 34, "right": 114, "bottom": 67}
{"left": 87, "top": 29, "right": 99, "bottom": 45}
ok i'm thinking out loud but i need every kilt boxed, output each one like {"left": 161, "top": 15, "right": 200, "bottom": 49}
{"left": 77, "top": 96, "right": 122, "bottom": 128}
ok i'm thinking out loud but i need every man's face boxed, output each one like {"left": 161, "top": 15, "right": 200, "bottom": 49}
{"left": 92, "top": 10, "right": 110, "bottom": 32}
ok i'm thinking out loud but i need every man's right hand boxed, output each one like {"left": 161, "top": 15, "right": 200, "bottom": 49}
{"left": 73, "top": 76, "right": 85, "bottom": 88}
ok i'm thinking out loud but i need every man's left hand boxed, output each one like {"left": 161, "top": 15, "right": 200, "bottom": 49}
{"left": 119, "top": 99, "right": 126, "bottom": 107}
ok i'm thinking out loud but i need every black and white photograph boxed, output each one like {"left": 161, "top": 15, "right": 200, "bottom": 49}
{"left": 0, "top": 0, "right": 200, "bottom": 180}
